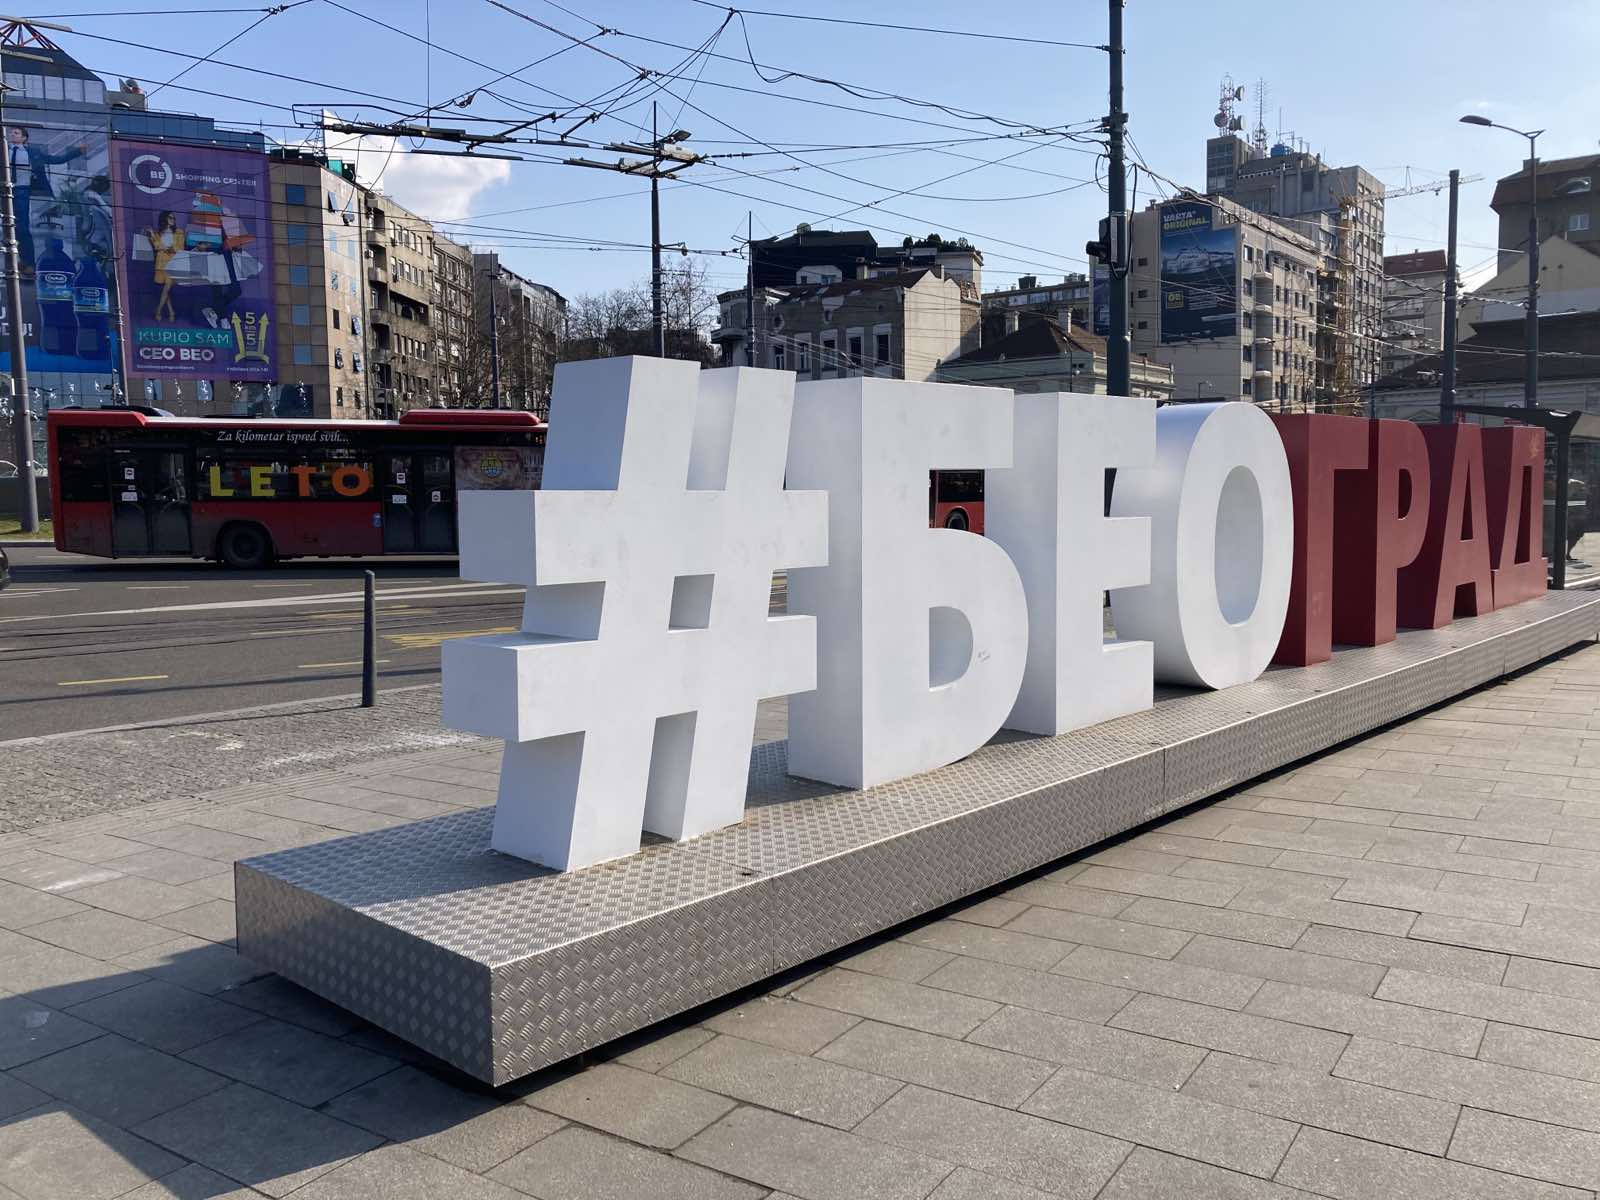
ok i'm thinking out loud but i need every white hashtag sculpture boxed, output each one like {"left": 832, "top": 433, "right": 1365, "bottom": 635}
{"left": 442, "top": 357, "right": 828, "bottom": 872}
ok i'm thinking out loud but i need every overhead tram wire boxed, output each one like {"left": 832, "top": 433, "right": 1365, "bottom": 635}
{"left": 680, "top": 0, "right": 1107, "bottom": 50}
{"left": 145, "top": 0, "right": 312, "bottom": 98}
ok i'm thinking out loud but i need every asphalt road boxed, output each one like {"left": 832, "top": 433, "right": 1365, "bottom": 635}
{"left": 0, "top": 545, "right": 526, "bottom": 740}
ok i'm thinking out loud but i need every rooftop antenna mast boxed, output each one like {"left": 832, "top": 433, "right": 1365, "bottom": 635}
{"left": 1212, "top": 75, "right": 1245, "bottom": 136}
{"left": 1251, "top": 78, "right": 1270, "bottom": 154}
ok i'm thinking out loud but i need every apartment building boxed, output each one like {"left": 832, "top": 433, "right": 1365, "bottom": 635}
{"left": 432, "top": 234, "right": 474, "bottom": 407}
{"left": 1380, "top": 250, "right": 1447, "bottom": 378}
{"left": 979, "top": 274, "right": 1092, "bottom": 346}
{"left": 367, "top": 194, "right": 435, "bottom": 416}
{"left": 1491, "top": 154, "right": 1600, "bottom": 272}
{"left": 472, "top": 252, "right": 567, "bottom": 415}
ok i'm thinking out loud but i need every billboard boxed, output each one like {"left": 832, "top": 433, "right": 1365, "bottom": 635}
{"left": 0, "top": 114, "right": 118, "bottom": 382}
{"left": 1159, "top": 202, "right": 1237, "bottom": 343}
{"left": 111, "top": 139, "right": 274, "bottom": 381}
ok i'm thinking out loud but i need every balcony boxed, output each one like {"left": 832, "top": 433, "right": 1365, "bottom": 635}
{"left": 368, "top": 265, "right": 387, "bottom": 285}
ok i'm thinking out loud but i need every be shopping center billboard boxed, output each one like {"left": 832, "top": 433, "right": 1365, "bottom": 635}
{"left": 110, "top": 139, "right": 275, "bottom": 381}
{"left": 1160, "top": 201, "right": 1237, "bottom": 343}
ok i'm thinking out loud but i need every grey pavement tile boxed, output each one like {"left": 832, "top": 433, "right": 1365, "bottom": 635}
{"left": 791, "top": 968, "right": 999, "bottom": 1038}
{"left": 1332, "top": 878, "right": 1526, "bottom": 924}
{"left": 133, "top": 1082, "right": 382, "bottom": 1199}
{"left": 1244, "top": 981, "right": 1485, "bottom": 1055}
{"left": 1108, "top": 993, "right": 1349, "bottom": 1072}
{"left": 0, "top": 880, "right": 87, "bottom": 930}
{"left": 815, "top": 1018, "right": 1053, "bottom": 1108}
{"left": 287, "top": 1143, "right": 531, "bottom": 1200}
{"left": 1002, "top": 879, "right": 1134, "bottom": 918}
{"left": 968, "top": 1004, "right": 1204, "bottom": 1091}
{"left": 60, "top": 875, "right": 208, "bottom": 920}
{"left": 1393, "top": 811, "right": 1555, "bottom": 844}
{"left": 111, "top": 936, "right": 267, "bottom": 996}
{"left": 1072, "top": 864, "right": 1241, "bottom": 907}
{"left": 833, "top": 941, "right": 952, "bottom": 983}
{"left": 217, "top": 976, "right": 366, "bottom": 1038}
{"left": 1116, "top": 896, "right": 1308, "bottom": 949}
{"left": 0, "top": 1102, "right": 186, "bottom": 1200}
{"left": 677, "top": 1105, "right": 949, "bottom": 1200}
{"left": 1022, "top": 1065, "right": 1297, "bottom": 1178}
{"left": 67, "top": 979, "right": 263, "bottom": 1054}
{"left": 946, "top": 896, "right": 1029, "bottom": 928}
{"left": 1224, "top": 881, "right": 1417, "bottom": 937}
{"left": 926, "top": 1166, "right": 1058, "bottom": 1200}
{"left": 1251, "top": 796, "right": 1399, "bottom": 828}
{"left": 155, "top": 900, "right": 235, "bottom": 944}
{"left": 242, "top": 797, "right": 404, "bottom": 835}
{"left": 0, "top": 854, "right": 123, "bottom": 894}
{"left": 1050, "top": 944, "right": 1263, "bottom": 1010}
{"left": 1367, "top": 840, "right": 1543, "bottom": 879}
{"left": 1173, "top": 934, "right": 1387, "bottom": 996}
{"left": 1460, "top": 835, "right": 1600, "bottom": 871}
{"left": 1175, "top": 858, "right": 1343, "bottom": 893}
{"left": 1269, "top": 849, "right": 1445, "bottom": 889}
{"left": 495, "top": 1124, "right": 764, "bottom": 1200}
{"left": 0, "top": 929, "right": 47, "bottom": 966}
{"left": 1410, "top": 912, "right": 1600, "bottom": 968}
{"left": 1099, "top": 1145, "right": 1324, "bottom": 1199}
{"left": 1449, "top": 1108, "right": 1600, "bottom": 1192}
{"left": 109, "top": 848, "right": 230, "bottom": 887}
{"left": 526, "top": 1061, "right": 734, "bottom": 1149}
{"left": 1376, "top": 967, "right": 1600, "bottom": 1040}
{"left": 1275, "top": 1125, "right": 1586, "bottom": 1200}
{"left": 118, "top": 1162, "right": 263, "bottom": 1199}
{"left": 323, "top": 1064, "right": 564, "bottom": 1173}
{"left": 1216, "top": 824, "right": 1378, "bottom": 860}
{"left": 1182, "top": 1050, "right": 1457, "bottom": 1155}
{"left": 122, "top": 825, "right": 272, "bottom": 863}
{"left": 1291, "top": 924, "right": 1509, "bottom": 984}
{"left": 1505, "top": 957, "right": 1600, "bottom": 1004}
{"left": 854, "top": 1084, "right": 1128, "bottom": 1199}
{"left": 0, "top": 1074, "right": 47, "bottom": 1121}
{"left": 181, "top": 874, "right": 235, "bottom": 904}
{"left": 1004, "top": 905, "right": 1193, "bottom": 959}
{"left": 1336, "top": 1034, "right": 1600, "bottom": 1133}
{"left": 36, "top": 834, "right": 151, "bottom": 865}
{"left": 1129, "top": 832, "right": 1284, "bottom": 867}
{"left": 12, "top": 1032, "right": 227, "bottom": 1127}
{"left": 898, "top": 916, "right": 1071, "bottom": 970}
{"left": 660, "top": 1033, "right": 901, "bottom": 1130}
{"left": 700, "top": 997, "right": 859, "bottom": 1056}
{"left": 1082, "top": 845, "right": 1189, "bottom": 874}
{"left": 1479, "top": 1022, "right": 1600, "bottom": 1084}
{"left": 180, "top": 1017, "right": 397, "bottom": 1108}
{"left": 1, "top": 944, "right": 143, "bottom": 1008}
{"left": 24, "top": 909, "right": 178, "bottom": 960}
{"left": 0, "top": 997, "right": 101, "bottom": 1070}
{"left": 917, "top": 956, "right": 1132, "bottom": 1024}
{"left": 610, "top": 1024, "right": 715, "bottom": 1072}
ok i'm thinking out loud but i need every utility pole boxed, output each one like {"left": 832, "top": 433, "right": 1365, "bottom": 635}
{"left": 488, "top": 269, "right": 501, "bottom": 409}
{"left": 1440, "top": 168, "right": 1460, "bottom": 425}
{"left": 651, "top": 103, "right": 664, "bottom": 358}
{"left": 1, "top": 77, "right": 32, "bottom": 529}
{"left": 1524, "top": 149, "right": 1540, "bottom": 410}
{"left": 1105, "top": 0, "right": 1130, "bottom": 397}
{"left": 744, "top": 211, "right": 755, "bottom": 366}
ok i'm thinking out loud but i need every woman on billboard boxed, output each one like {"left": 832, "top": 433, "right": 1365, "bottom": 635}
{"left": 141, "top": 210, "right": 184, "bottom": 322}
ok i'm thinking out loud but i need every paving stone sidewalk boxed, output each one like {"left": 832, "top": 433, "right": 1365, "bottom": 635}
{"left": 5, "top": 645, "right": 1600, "bottom": 1197}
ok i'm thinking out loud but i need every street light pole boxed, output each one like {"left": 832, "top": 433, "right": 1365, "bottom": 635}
{"left": 1441, "top": 168, "right": 1460, "bottom": 424}
{"left": 1, "top": 80, "right": 34, "bottom": 532}
{"left": 1104, "top": 0, "right": 1130, "bottom": 397}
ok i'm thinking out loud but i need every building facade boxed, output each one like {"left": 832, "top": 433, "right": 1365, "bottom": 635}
{"left": 1491, "top": 154, "right": 1599, "bottom": 273}
{"left": 432, "top": 234, "right": 474, "bottom": 408}
{"left": 1129, "top": 195, "right": 1320, "bottom": 409}
{"left": 1462, "top": 236, "right": 1600, "bottom": 336}
{"left": 1380, "top": 249, "right": 1447, "bottom": 379}
{"left": 472, "top": 252, "right": 566, "bottom": 416}
{"left": 979, "top": 274, "right": 1092, "bottom": 347}
{"left": 366, "top": 194, "right": 435, "bottom": 417}
{"left": 941, "top": 316, "right": 1174, "bottom": 399}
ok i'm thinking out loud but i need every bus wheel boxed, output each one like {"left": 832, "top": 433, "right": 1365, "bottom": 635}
{"left": 944, "top": 508, "right": 969, "bottom": 531}
{"left": 218, "top": 523, "right": 273, "bottom": 570}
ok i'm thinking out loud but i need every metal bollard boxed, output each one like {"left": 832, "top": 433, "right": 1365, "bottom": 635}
{"left": 361, "top": 570, "right": 377, "bottom": 708}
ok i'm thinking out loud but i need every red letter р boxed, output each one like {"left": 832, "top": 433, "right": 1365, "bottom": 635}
{"left": 1397, "top": 423, "right": 1494, "bottom": 629}
{"left": 1271, "top": 413, "right": 1369, "bottom": 667}
{"left": 1482, "top": 425, "right": 1547, "bottom": 610}
{"left": 1332, "top": 419, "right": 1431, "bottom": 647}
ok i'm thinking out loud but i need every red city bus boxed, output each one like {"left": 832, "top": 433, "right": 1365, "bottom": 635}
{"left": 930, "top": 470, "right": 984, "bottom": 533}
{"left": 48, "top": 407, "right": 546, "bottom": 567}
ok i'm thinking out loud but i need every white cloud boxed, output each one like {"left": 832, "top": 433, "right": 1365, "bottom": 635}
{"left": 321, "top": 117, "right": 512, "bottom": 224}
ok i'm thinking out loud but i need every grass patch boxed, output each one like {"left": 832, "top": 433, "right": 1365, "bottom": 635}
{"left": 0, "top": 517, "right": 52, "bottom": 540}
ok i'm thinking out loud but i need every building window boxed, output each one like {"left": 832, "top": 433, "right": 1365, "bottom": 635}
{"left": 848, "top": 333, "right": 862, "bottom": 366}
{"left": 289, "top": 265, "right": 309, "bottom": 286}
{"left": 820, "top": 335, "right": 836, "bottom": 371}
{"left": 1242, "top": 345, "right": 1252, "bottom": 362}
{"left": 332, "top": 310, "right": 341, "bottom": 330}
{"left": 1136, "top": 256, "right": 1148, "bottom": 266}
{"left": 1136, "top": 320, "right": 1148, "bottom": 329}
{"left": 285, "top": 183, "right": 307, "bottom": 206}
{"left": 293, "top": 344, "right": 313, "bottom": 365}
{"left": 335, "top": 386, "right": 344, "bottom": 407}
{"left": 1571, "top": 213, "right": 1591, "bottom": 232}
{"left": 1136, "top": 288, "right": 1148, "bottom": 299}
{"left": 286, "top": 223, "right": 309, "bottom": 246}
{"left": 875, "top": 332, "right": 890, "bottom": 363}
{"left": 1241, "top": 377, "right": 1252, "bottom": 395}
{"left": 798, "top": 341, "right": 810, "bottom": 374}
{"left": 292, "top": 305, "right": 311, "bottom": 326}
{"left": 772, "top": 345, "right": 785, "bottom": 371}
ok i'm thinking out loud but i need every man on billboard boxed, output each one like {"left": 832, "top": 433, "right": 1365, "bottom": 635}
{"left": 8, "top": 126, "right": 88, "bottom": 275}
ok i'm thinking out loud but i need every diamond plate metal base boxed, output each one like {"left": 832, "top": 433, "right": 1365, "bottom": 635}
{"left": 236, "top": 590, "right": 1600, "bottom": 1084}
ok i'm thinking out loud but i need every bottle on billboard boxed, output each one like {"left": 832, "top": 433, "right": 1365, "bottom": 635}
{"left": 36, "top": 238, "right": 78, "bottom": 356}
{"left": 72, "top": 254, "right": 111, "bottom": 359}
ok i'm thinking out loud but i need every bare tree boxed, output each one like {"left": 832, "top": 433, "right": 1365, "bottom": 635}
{"left": 562, "top": 260, "right": 719, "bottom": 365}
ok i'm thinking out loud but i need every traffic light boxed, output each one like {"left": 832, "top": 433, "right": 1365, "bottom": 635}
{"left": 1086, "top": 214, "right": 1128, "bottom": 271}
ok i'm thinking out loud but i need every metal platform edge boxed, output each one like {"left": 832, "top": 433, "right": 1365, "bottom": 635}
{"left": 236, "top": 591, "right": 1600, "bottom": 1084}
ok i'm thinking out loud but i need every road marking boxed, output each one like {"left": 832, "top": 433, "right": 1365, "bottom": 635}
{"left": 57, "top": 674, "right": 169, "bottom": 687}
{"left": 126, "top": 585, "right": 191, "bottom": 590}
{"left": 386, "top": 626, "right": 519, "bottom": 650}
{"left": 251, "top": 582, "right": 317, "bottom": 588}
{"left": 248, "top": 627, "right": 332, "bottom": 637}
{"left": 298, "top": 659, "right": 391, "bottom": 669}
{"left": 0, "top": 588, "right": 79, "bottom": 599}
{"left": 0, "top": 582, "right": 522, "bottom": 625}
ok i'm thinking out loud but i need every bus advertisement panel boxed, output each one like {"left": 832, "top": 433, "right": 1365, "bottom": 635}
{"left": 110, "top": 139, "right": 275, "bottom": 382}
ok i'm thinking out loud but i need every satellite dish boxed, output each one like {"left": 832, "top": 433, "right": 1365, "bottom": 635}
{"left": 1230, "top": 116, "right": 1244, "bottom": 131}
{"left": 1214, "top": 111, "right": 1228, "bottom": 129}
{"left": 1234, "top": 86, "right": 1245, "bottom": 101}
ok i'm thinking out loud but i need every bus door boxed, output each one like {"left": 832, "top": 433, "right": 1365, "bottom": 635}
{"left": 108, "top": 447, "right": 192, "bottom": 557}
{"left": 381, "top": 450, "right": 456, "bottom": 554}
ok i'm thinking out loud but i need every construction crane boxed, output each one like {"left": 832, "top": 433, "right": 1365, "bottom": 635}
{"left": 1383, "top": 174, "right": 1483, "bottom": 199}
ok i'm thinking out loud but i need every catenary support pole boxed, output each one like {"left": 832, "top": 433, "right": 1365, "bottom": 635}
{"left": 1105, "top": 0, "right": 1130, "bottom": 398}
{"left": 1, "top": 75, "right": 37, "bottom": 533}
{"left": 651, "top": 103, "right": 665, "bottom": 358}
{"left": 362, "top": 570, "right": 377, "bottom": 707}
{"left": 744, "top": 211, "right": 755, "bottom": 367}
{"left": 1525, "top": 140, "right": 1540, "bottom": 410}
{"left": 489, "top": 271, "right": 501, "bottom": 409}
{"left": 1441, "top": 168, "right": 1459, "bottom": 425}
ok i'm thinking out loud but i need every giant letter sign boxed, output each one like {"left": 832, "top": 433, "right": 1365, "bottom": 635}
{"left": 1331, "top": 419, "right": 1431, "bottom": 647}
{"left": 1110, "top": 403, "right": 1293, "bottom": 689}
{"left": 1397, "top": 423, "right": 1494, "bottom": 629}
{"left": 988, "top": 394, "right": 1155, "bottom": 734}
{"left": 442, "top": 359, "right": 827, "bottom": 871}
{"left": 1482, "top": 426, "right": 1547, "bottom": 610}
{"left": 785, "top": 378, "right": 1027, "bottom": 789}
{"left": 1271, "top": 413, "right": 1370, "bottom": 667}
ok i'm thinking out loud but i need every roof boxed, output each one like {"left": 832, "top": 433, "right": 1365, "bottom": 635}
{"left": 947, "top": 316, "right": 1107, "bottom": 366}
{"left": 1491, "top": 155, "right": 1600, "bottom": 209}
{"left": 771, "top": 270, "right": 931, "bottom": 302}
{"left": 1372, "top": 311, "right": 1600, "bottom": 390}
{"left": 1384, "top": 250, "right": 1448, "bottom": 277}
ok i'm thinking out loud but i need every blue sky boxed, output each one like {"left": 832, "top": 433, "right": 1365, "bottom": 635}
{"left": 46, "top": 0, "right": 1600, "bottom": 301}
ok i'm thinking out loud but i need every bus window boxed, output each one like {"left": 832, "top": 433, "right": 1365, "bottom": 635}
{"left": 57, "top": 427, "right": 111, "bottom": 502}
{"left": 936, "top": 472, "right": 983, "bottom": 503}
